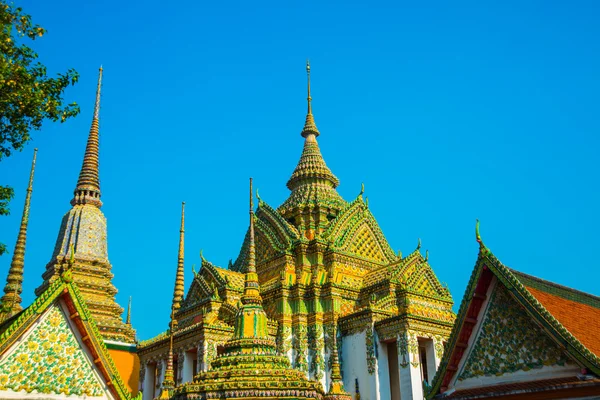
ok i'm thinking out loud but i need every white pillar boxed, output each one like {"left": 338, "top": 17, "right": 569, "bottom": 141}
{"left": 398, "top": 331, "right": 424, "bottom": 400}
{"left": 142, "top": 362, "right": 156, "bottom": 400}
{"left": 182, "top": 350, "right": 195, "bottom": 383}
{"left": 425, "top": 337, "right": 441, "bottom": 385}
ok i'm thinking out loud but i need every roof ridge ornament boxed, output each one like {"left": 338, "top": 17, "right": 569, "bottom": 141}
{"left": 476, "top": 219, "right": 484, "bottom": 247}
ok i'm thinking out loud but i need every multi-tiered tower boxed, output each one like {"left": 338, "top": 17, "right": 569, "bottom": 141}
{"left": 35, "top": 67, "right": 135, "bottom": 344}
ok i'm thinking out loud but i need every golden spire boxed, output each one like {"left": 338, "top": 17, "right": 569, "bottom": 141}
{"left": 241, "top": 178, "right": 262, "bottom": 305}
{"left": 71, "top": 66, "right": 103, "bottom": 208}
{"left": 172, "top": 202, "right": 185, "bottom": 313}
{"left": 0, "top": 149, "right": 37, "bottom": 318}
{"left": 126, "top": 296, "right": 132, "bottom": 325}
{"left": 301, "top": 60, "right": 320, "bottom": 138}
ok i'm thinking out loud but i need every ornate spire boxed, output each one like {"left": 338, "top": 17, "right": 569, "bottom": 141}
{"left": 0, "top": 149, "right": 37, "bottom": 318}
{"left": 325, "top": 325, "right": 352, "bottom": 400}
{"left": 159, "top": 309, "right": 176, "bottom": 398}
{"left": 241, "top": 178, "right": 262, "bottom": 306}
{"left": 301, "top": 60, "right": 320, "bottom": 138}
{"left": 71, "top": 66, "right": 103, "bottom": 208}
{"left": 126, "top": 296, "right": 132, "bottom": 325}
{"left": 172, "top": 202, "right": 185, "bottom": 313}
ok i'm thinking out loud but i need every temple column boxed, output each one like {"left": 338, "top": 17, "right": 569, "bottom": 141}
{"left": 182, "top": 349, "right": 195, "bottom": 383}
{"left": 197, "top": 341, "right": 207, "bottom": 372}
{"left": 424, "top": 337, "right": 442, "bottom": 386}
{"left": 141, "top": 361, "right": 155, "bottom": 400}
{"left": 397, "top": 331, "right": 423, "bottom": 400}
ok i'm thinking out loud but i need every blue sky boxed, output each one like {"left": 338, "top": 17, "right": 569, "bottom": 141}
{"left": 2, "top": 0, "right": 600, "bottom": 340}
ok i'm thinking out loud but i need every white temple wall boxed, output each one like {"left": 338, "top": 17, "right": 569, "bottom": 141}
{"left": 376, "top": 339, "right": 391, "bottom": 400}
{"left": 341, "top": 331, "right": 380, "bottom": 400}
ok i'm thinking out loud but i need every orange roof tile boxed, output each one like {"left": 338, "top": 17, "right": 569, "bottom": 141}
{"left": 525, "top": 286, "right": 600, "bottom": 358}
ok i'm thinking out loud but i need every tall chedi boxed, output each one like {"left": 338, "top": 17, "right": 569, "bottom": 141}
{"left": 0, "top": 149, "right": 37, "bottom": 320}
{"left": 278, "top": 60, "right": 347, "bottom": 239}
{"left": 35, "top": 67, "right": 135, "bottom": 344}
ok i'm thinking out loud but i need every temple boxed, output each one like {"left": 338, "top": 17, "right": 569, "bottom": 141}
{"left": 137, "top": 62, "right": 455, "bottom": 400}
{"left": 3, "top": 62, "right": 596, "bottom": 400}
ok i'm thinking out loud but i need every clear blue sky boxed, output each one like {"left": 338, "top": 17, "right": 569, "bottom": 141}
{"left": 2, "top": 0, "right": 600, "bottom": 340}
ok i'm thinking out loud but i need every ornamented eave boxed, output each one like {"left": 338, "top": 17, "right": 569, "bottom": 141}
{"left": 0, "top": 270, "right": 135, "bottom": 400}
{"left": 427, "top": 244, "right": 600, "bottom": 399}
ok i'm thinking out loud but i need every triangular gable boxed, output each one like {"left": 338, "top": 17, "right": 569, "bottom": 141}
{"left": 0, "top": 271, "right": 135, "bottom": 400}
{"left": 428, "top": 238, "right": 600, "bottom": 399}
{"left": 0, "top": 301, "right": 110, "bottom": 397}
{"left": 324, "top": 197, "right": 397, "bottom": 264}
{"left": 232, "top": 212, "right": 287, "bottom": 272}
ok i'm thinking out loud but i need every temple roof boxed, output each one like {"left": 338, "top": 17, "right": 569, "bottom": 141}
{"left": 0, "top": 267, "right": 136, "bottom": 400}
{"left": 427, "top": 224, "right": 600, "bottom": 399}
{"left": 512, "top": 270, "right": 600, "bottom": 358}
{"left": 279, "top": 62, "right": 347, "bottom": 216}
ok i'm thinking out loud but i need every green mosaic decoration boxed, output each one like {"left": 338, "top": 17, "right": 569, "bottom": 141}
{"left": 459, "top": 284, "right": 570, "bottom": 380}
{"left": 0, "top": 304, "right": 105, "bottom": 396}
{"left": 365, "top": 327, "right": 376, "bottom": 374}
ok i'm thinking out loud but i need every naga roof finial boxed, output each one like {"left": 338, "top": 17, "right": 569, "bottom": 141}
{"left": 200, "top": 249, "right": 206, "bottom": 263}
{"left": 192, "top": 264, "right": 197, "bottom": 277}
{"left": 476, "top": 219, "right": 484, "bottom": 247}
{"left": 417, "top": 238, "right": 422, "bottom": 251}
{"left": 360, "top": 182, "right": 365, "bottom": 196}
{"left": 301, "top": 59, "right": 320, "bottom": 138}
{"left": 425, "top": 249, "right": 429, "bottom": 262}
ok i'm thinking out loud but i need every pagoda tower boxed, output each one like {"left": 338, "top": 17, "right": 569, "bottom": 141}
{"left": 35, "top": 67, "right": 135, "bottom": 344}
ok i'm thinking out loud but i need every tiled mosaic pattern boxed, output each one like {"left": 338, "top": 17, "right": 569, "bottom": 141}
{"left": 459, "top": 284, "right": 569, "bottom": 380}
{"left": 0, "top": 304, "right": 105, "bottom": 396}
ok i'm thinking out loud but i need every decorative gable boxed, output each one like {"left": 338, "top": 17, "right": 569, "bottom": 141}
{"left": 458, "top": 283, "right": 571, "bottom": 382}
{"left": 0, "top": 302, "right": 111, "bottom": 398}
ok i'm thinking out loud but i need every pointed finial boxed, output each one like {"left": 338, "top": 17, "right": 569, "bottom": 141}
{"left": 71, "top": 67, "right": 103, "bottom": 207}
{"left": 199, "top": 249, "right": 205, "bottom": 262}
{"left": 306, "top": 59, "right": 312, "bottom": 115}
{"left": 301, "top": 60, "right": 320, "bottom": 138}
{"left": 360, "top": 182, "right": 365, "bottom": 196}
{"left": 365, "top": 196, "right": 369, "bottom": 207}
{"left": 172, "top": 202, "right": 185, "bottom": 314}
{"left": 417, "top": 238, "right": 421, "bottom": 251}
{"left": 425, "top": 249, "right": 429, "bottom": 262}
{"left": 126, "top": 296, "right": 132, "bottom": 325}
{"left": 94, "top": 66, "right": 103, "bottom": 120}
{"left": 0, "top": 148, "right": 37, "bottom": 317}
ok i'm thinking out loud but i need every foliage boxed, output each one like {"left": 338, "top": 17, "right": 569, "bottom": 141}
{"left": 0, "top": 1, "right": 79, "bottom": 255}
{"left": 0, "top": 186, "right": 14, "bottom": 255}
{"left": 0, "top": 2, "right": 80, "bottom": 160}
